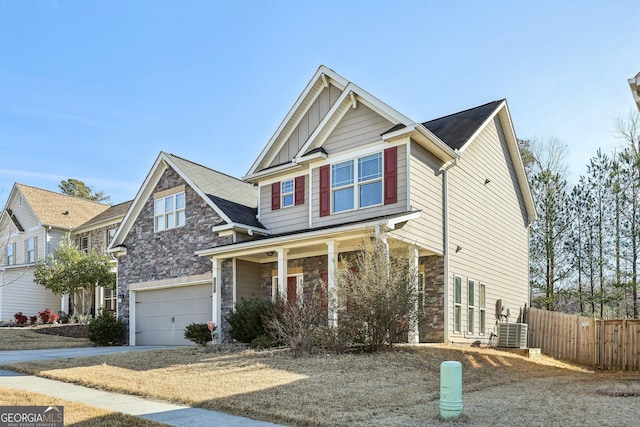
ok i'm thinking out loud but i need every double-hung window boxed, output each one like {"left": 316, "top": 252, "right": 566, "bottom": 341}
{"left": 79, "top": 236, "right": 89, "bottom": 253}
{"left": 154, "top": 192, "right": 185, "bottom": 232}
{"left": 467, "top": 279, "right": 475, "bottom": 334}
{"left": 6, "top": 243, "right": 15, "bottom": 266}
{"left": 106, "top": 228, "right": 117, "bottom": 246}
{"left": 25, "top": 237, "right": 36, "bottom": 263}
{"left": 331, "top": 152, "right": 382, "bottom": 213}
{"left": 454, "top": 275, "right": 462, "bottom": 333}
{"left": 281, "top": 180, "right": 294, "bottom": 208}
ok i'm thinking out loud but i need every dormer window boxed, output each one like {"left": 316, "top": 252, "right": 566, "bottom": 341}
{"left": 154, "top": 192, "right": 185, "bottom": 232}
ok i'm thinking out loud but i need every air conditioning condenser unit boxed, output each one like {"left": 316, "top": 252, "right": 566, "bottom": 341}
{"left": 497, "top": 322, "right": 528, "bottom": 348}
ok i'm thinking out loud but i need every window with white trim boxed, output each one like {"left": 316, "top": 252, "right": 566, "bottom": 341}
{"left": 25, "top": 237, "right": 36, "bottom": 263}
{"left": 331, "top": 152, "right": 382, "bottom": 213}
{"left": 467, "top": 279, "right": 475, "bottom": 334}
{"left": 104, "top": 288, "right": 116, "bottom": 311}
{"left": 479, "top": 283, "right": 486, "bottom": 335}
{"left": 454, "top": 275, "right": 461, "bottom": 333}
{"left": 281, "top": 179, "right": 294, "bottom": 208}
{"left": 106, "top": 228, "right": 117, "bottom": 246}
{"left": 79, "top": 236, "right": 89, "bottom": 253}
{"left": 154, "top": 192, "right": 185, "bottom": 232}
{"left": 5, "top": 243, "right": 15, "bottom": 266}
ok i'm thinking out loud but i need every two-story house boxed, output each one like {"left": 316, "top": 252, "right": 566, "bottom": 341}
{"left": 111, "top": 65, "right": 536, "bottom": 346}
{"left": 0, "top": 184, "right": 111, "bottom": 321}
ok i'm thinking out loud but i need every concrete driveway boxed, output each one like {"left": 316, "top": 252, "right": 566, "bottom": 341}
{"left": 0, "top": 345, "right": 172, "bottom": 364}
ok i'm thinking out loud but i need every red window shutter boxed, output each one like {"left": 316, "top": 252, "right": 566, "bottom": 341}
{"left": 271, "top": 182, "right": 280, "bottom": 210}
{"left": 384, "top": 146, "right": 398, "bottom": 205}
{"left": 295, "top": 175, "right": 305, "bottom": 205}
{"left": 319, "top": 165, "right": 330, "bottom": 217}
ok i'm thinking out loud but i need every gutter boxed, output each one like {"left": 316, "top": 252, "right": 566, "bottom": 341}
{"left": 439, "top": 158, "right": 458, "bottom": 343}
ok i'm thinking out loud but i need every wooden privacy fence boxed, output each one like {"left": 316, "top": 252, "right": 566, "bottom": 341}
{"left": 525, "top": 307, "right": 640, "bottom": 371}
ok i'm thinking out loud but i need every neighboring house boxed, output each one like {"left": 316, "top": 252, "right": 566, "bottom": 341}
{"left": 0, "top": 184, "right": 110, "bottom": 322}
{"left": 111, "top": 65, "right": 536, "bottom": 346}
{"left": 630, "top": 71, "right": 640, "bottom": 110}
{"left": 74, "top": 200, "right": 132, "bottom": 314}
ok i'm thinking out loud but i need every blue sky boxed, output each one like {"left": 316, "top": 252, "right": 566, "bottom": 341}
{"left": 1, "top": 1, "right": 638, "bottom": 204}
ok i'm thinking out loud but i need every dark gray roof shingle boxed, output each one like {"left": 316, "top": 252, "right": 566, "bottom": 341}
{"left": 422, "top": 100, "right": 503, "bottom": 150}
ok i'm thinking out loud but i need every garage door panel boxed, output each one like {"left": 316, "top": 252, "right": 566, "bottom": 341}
{"left": 135, "top": 283, "right": 212, "bottom": 346}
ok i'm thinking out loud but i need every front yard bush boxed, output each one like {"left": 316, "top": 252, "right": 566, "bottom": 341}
{"left": 226, "top": 296, "right": 273, "bottom": 343}
{"left": 38, "top": 308, "right": 59, "bottom": 324}
{"left": 13, "top": 312, "right": 28, "bottom": 326}
{"left": 88, "top": 309, "right": 124, "bottom": 345}
{"left": 184, "top": 322, "right": 216, "bottom": 346}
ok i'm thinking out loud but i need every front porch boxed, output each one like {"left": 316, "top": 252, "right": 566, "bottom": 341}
{"left": 199, "top": 218, "right": 446, "bottom": 343}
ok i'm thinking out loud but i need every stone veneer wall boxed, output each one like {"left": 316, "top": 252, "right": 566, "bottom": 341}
{"left": 420, "top": 255, "right": 445, "bottom": 342}
{"left": 75, "top": 223, "right": 120, "bottom": 254}
{"left": 259, "top": 255, "right": 329, "bottom": 300}
{"left": 116, "top": 167, "right": 232, "bottom": 342}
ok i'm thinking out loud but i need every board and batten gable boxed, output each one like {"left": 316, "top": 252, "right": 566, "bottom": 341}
{"left": 268, "top": 84, "right": 342, "bottom": 168}
{"left": 446, "top": 115, "right": 529, "bottom": 340}
{"left": 391, "top": 139, "right": 445, "bottom": 254}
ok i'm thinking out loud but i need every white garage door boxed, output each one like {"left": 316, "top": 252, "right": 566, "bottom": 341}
{"left": 134, "top": 283, "right": 212, "bottom": 346}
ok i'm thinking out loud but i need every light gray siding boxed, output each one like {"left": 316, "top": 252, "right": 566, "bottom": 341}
{"left": 10, "top": 194, "right": 40, "bottom": 231}
{"left": 446, "top": 117, "right": 529, "bottom": 342}
{"left": 393, "top": 140, "right": 444, "bottom": 254}
{"left": 258, "top": 175, "right": 309, "bottom": 234}
{"left": 1, "top": 268, "right": 61, "bottom": 321}
{"left": 322, "top": 104, "right": 394, "bottom": 154}
{"left": 312, "top": 143, "right": 408, "bottom": 228}
{"left": 270, "top": 84, "right": 342, "bottom": 167}
{"left": 236, "top": 259, "right": 261, "bottom": 302}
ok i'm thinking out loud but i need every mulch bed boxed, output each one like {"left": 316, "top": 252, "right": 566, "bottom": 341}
{"left": 33, "top": 324, "right": 89, "bottom": 339}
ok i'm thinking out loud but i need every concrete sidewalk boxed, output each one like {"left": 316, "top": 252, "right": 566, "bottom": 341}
{"left": 0, "top": 347, "right": 284, "bottom": 427}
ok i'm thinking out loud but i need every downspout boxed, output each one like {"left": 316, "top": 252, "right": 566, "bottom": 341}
{"left": 440, "top": 158, "right": 458, "bottom": 343}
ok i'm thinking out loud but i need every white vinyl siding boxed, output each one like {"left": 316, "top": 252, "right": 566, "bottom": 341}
{"left": 446, "top": 116, "right": 529, "bottom": 341}
{"left": 1, "top": 269, "right": 61, "bottom": 321}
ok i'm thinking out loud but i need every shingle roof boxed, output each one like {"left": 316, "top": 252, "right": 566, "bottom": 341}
{"left": 16, "top": 183, "right": 110, "bottom": 229}
{"left": 422, "top": 100, "right": 503, "bottom": 150}
{"left": 165, "top": 153, "right": 264, "bottom": 228}
{"left": 78, "top": 200, "right": 133, "bottom": 228}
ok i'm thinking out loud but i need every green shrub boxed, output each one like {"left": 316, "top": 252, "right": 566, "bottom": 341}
{"left": 226, "top": 297, "right": 273, "bottom": 343}
{"left": 88, "top": 309, "right": 124, "bottom": 346}
{"left": 250, "top": 334, "right": 274, "bottom": 350}
{"left": 184, "top": 322, "right": 216, "bottom": 346}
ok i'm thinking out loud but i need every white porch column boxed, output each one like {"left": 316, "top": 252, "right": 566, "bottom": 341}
{"left": 276, "top": 248, "right": 288, "bottom": 300}
{"left": 327, "top": 240, "right": 339, "bottom": 327}
{"left": 211, "top": 257, "right": 222, "bottom": 343}
{"left": 61, "top": 294, "right": 69, "bottom": 314}
{"left": 409, "top": 246, "right": 420, "bottom": 343}
{"left": 95, "top": 286, "right": 104, "bottom": 313}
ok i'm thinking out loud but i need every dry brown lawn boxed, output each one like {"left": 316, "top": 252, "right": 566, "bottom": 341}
{"left": 0, "top": 387, "right": 169, "bottom": 427}
{"left": 3, "top": 344, "right": 640, "bottom": 426}
{"left": 0, "top": 327, "right": 91, "bottom": 350}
